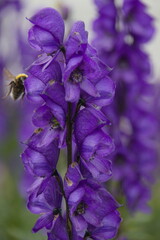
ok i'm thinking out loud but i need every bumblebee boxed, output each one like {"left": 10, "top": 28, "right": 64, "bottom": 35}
{"left": 3, "top": 69, "right": 28, "bottom": 100}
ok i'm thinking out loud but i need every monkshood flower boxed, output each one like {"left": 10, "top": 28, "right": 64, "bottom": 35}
{"left": 22, "top": 139, "right": 59, "bottom": 177}
{"left": 122, "top": 0, "right": 155, "bottom": 44}
{"left": 93, "top": 0, "right": 157, "bottom": 214}
{"left": 28, "top": 176, "right": 62, "bottom": 232}
{"left": 93, "top": 0, "right": 117, "bottom": 53}
{"left": 65, "top": 163, "right": 121, "bottom": 238}
{"left": 30, "top": 82, "right": 67, "bottom": 148}
{"left": 92, "top": 0, "right": 118, "bottom": 68}
{"left": 21, "top": 7, "right": 121, "bottom": 240}
{"left": 110, "top": 43, "right": 151, "bottom": 84}
{"left": 28, "top": 8, "right": 65, "bottom": 54}
{"left": 0, "top": 0, "right": 21, "bottom": 11}
{"left": 74, "top": 108, "right": 114, "bottom": 182}
{"left": 24, "top": 61, "right": 62, "bottom": 104}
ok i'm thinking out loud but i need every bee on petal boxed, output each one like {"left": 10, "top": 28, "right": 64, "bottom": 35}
{"left": 3, "top": 69, "right": 28, "bottom": 100}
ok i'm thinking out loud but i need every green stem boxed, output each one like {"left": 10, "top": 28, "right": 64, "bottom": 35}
{"left": 67, "top": 102, "right": 73, "bottom": 167}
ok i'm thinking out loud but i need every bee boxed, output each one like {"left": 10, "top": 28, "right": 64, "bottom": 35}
{"left": 3, "top": 69, "right": 28, "bottom": 100}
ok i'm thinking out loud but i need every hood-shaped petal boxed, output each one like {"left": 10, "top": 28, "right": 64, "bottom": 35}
{"left": 65, "top": 80, "right": 80, "bottom": 103}
{"left": 48, "top": 216, "right": 69, "bottom": 240}
{"left": 24, "top": 75, "right": 45, "bottom": 104}
{"left": 45, "top": 81, "right": 67, "bottom": 112}
{"left": 32, "top": 105, "right": 53, "bottom": 127}
{"left": 75, "top": 108, "right": 105, "bottom": 144}
{"left": 32, "top": 213, "right": 54, "bottom": 232}
{"left": 29, "top": 8, "right": 64, "bottom": 46}
{"left": 22, "top": 140, "right": 59, "bottom": 177}
{"left": 41, "top": 95, "right": 66, "bottom": 128}
{"left": 64, "top": 162, "right": 82, "bottom": 197}
{"left": 65, "top": 21, "right": 88, "bottom": 61}
{"left": 28, "top": 59, "right": 62, "bottom": 84}
{"left": 28, "top": 26, "right": 60, "bottom": 53}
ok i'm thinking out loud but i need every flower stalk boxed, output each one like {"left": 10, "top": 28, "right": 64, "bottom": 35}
{"left": 21, "top": 7, "right": 121, "bottom": 240}
{"left": 67, "top": 102, "right": 73, "bottom": 168}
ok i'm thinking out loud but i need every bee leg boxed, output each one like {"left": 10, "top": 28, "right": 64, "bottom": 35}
{"left": 21, "top": 92, "right": 25, "bottom": 100}
{"left": 2, "top": 81, "right": 14, "bottom": 99}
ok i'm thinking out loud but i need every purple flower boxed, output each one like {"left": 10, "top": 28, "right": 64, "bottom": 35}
{"left": 21, "top": 7, "right": 121, "bottom": 240}
{"left": 30, "top": 82, "right": 67, "bottom": 148}
{"left": 123, "top": 178, "right": 151, "bottom": 212}
{"left": 65, "top": 21, "right": 88, "bottom": 61}
{"left": 0, "top": 0, "right": 21, "bottom": 11}
{"left": 28, "top": 176, "right": 62, "bottom": 232}
{"left": 25, "top": 61, "right": 62, "bottom": 104}
{"left": 64, "top": 164, "right": 120, "bottom": 238}
{"left": 47, "top": 216, "right": 69, "bottom": 240}
{"left": 64, "top": 54, "right": 99, "bottom": 103}
{"left": 93, "top": 0, "right": 157, "bottom": 214}
{"left": 74, "top": 108, "right": 114, "bottom": 182}
{"left": 111, "top": 43, "right": 151, "bottom": 84}
{"left": 122, "top": 0, "right": 155, "bottom": 44}
{"left": 22, "top": 139, "right": 59, "bottom": 177}
{"left": 85, "top": 211, "right": 121, "bottom": 240}
{"left": 28, "top": 8, "right": 65, "bottom": 53}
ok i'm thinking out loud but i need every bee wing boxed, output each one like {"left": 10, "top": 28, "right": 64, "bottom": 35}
{"left": 3, "top": 68, "right": 15, "bottom": 80}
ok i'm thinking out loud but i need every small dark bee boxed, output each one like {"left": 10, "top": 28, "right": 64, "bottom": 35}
{"left": 3, "top": 69, "right": 28, "bottom": 100}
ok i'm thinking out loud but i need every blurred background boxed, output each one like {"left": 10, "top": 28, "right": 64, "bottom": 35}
{"left": 0, "top": 1, "right": 160, "bottom": 240}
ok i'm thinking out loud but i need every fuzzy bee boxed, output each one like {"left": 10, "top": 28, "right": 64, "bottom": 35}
{"left": 3, "top": 69, "right": 28, "bottom": 100}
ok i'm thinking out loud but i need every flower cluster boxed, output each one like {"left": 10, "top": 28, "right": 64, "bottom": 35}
{"left": 93, "top": 0, "right": 157, "bottom": 212}
{"left": 21, "top": 8, "right": 121, "bottom": 240}
{"left": 0, "top": 0, "right": 21, "bottom": 11}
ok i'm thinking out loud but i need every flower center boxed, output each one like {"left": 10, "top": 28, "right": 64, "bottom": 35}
{"left": 50, "top": 118, "right": 60, "bottom": 129}
{"left": 89, "top": 151, "right": 96, "bottom": 161}
{"left": 75, "top": 202, "right": 87, "bottom": 216}
{"left": 84, "top": 232, "right": 93, "bottom": 240}
{"left": 70, "top": 69, "right": 83, "bottom": 83}
{"left": 53, "top": 208, "right": 61, "bottom": 215}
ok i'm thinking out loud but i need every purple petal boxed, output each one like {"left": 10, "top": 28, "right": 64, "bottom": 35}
{"left": 65, "top": 81, "right": 80, "bottom": 103}
{"left": 28, "top": 127, "right": 59, "bottom": 148}
{"left": 75, "top": 108, "right": 103, "bottom": 144}
{"left": 80, "top": 78, "right": 99, "bottom": 97}
{"left": 22, "top": 148, "right": 52, "bottom": 177}
{"left": 48, "top": 216, "right": 69, "bottom": 240}
{"left": 68, "top": 187, "right": 85, "bottom": 205}
{"left": 24, "top": 76, "right": 45, "bottom": 104}
{"left": 28, "top": 26, "right": 59, "bottom": 53}
{"left": 87, "top": 76, "right": 115, "bottom": 107}
{"left": 64, "top": 55, "right": 83, "bottom": 82}
{"left": 32, "top": 105, "right": 53, "bottom": 127}
{"left": 28, "top": 60, "right": 62, "bottom": 84}
{"left": 45, "top": 82, "right": 67, "bottom": 112}
{"left": 71, "top": 215, "right": 87, "bottom": 233}
{"left": 33, "top": 213, "right": 53, "bottom": 232}
{"left": 42, "top": 95, "right": 66, "bottom": 128}
{"left": 29, "top": 8, "right": 64, "bottom": 45}
{"left": 64, "top": 162, "right": 82, "bottom": 197}
{"left": 65, "top": 21, "right": 88, "bottom": 60}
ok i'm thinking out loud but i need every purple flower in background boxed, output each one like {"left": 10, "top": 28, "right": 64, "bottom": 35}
{"left": 0, "top": 0, "right": 21, "bottom": 11}
{"left": 93, "top": 0, "right": 157, "bottom": 213}
{"left": 122, "top": 0, "right": 155, "bottom": 44}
